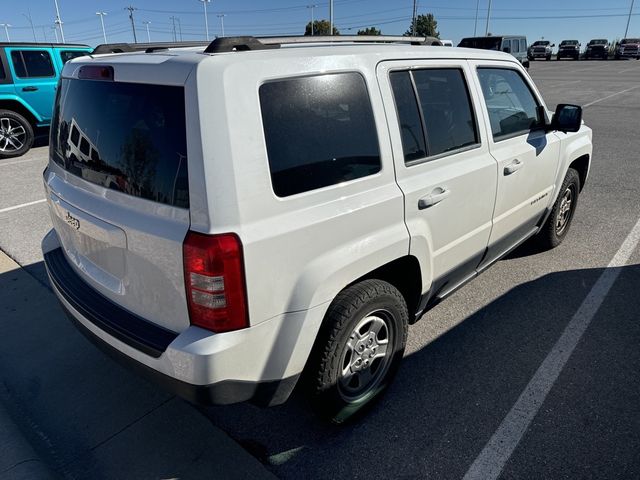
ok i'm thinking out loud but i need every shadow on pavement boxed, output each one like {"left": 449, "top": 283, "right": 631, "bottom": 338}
{"left": 0, "top": 258, "right": 274, "bottom": 480}
{"left": 202, "top": 263, "right": 640, "bottom": 479}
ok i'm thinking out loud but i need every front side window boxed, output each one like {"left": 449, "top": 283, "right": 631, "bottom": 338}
{"left": 10, "top": 50, "right": 55, "bottom": 78}
{"left": 259, "top": 72, "right": 381, "bottom": 197}
{"left": 60, "top": 50, "right": 88, "bottom": 64}
{"left": 390, "top": 68, "right": 478, "bottom": 163}
{"left": 477, "top": 68, "right": 541, "bottom": 140}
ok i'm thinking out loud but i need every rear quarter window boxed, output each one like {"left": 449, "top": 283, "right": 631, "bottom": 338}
{"left": 259, "top": 72, "right": 381, "bottom": 197}
{"left": 10, "top": 50, "right": 55, "bottom": 78}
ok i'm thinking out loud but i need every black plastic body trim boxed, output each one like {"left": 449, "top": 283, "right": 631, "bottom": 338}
{"left": 44, "top": 247, "right": 178, "bottom": 358}
{"left": 59, "top": 302, "right": 298, "bottom": 406}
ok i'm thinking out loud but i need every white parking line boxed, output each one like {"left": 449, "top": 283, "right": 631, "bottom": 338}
{"left": 0, "top": 199, "right": 47, "bottom": 214}
{"left": 545, "top": 80, "right": 581, "bottom": 88}
{"left": 618, "top": 66, "right": 640, "bottom": 74}
{"left": 462, "top": 216, "right": 640, "bottom": 480}
{"left": 0, "top": 157, "right": 48, "bottom": 167}
{"left": 583, "top": 85, "right": 640, "bottom": 108}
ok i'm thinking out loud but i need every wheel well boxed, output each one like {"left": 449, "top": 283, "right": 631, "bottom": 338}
{"left": 353, "top": 256, "right": 422, "bottom": 318}
{"left": 0, "top": 100, "right": 38, "bottom": 126}
{"left": 569, "top": 154, "right": 589, "bottom": 192}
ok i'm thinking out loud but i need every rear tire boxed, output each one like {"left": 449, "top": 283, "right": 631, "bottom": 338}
{"left": 0, "top": 110, "right": 34, "bottom": 159}
{"left": 536, "top": 168, "right": 580, "bottom": 250}
{"left": 306, "top": 279, "right": 408, "bottom": 424}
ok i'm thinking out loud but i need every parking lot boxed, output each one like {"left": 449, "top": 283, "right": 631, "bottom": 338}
{"left": 1, "top": 60, "right": 639, "bottom": 479}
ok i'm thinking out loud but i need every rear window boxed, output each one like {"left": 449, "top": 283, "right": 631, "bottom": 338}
{"left": 259, "top": 72, "right": 381, "bottom": 197}
{"left": 51, "top": 79, "right": 189, "bottom": 208}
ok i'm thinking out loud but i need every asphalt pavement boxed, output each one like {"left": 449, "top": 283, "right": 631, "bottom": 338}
{"left": 0, "top": 60, "right": 639, "bottom": 479}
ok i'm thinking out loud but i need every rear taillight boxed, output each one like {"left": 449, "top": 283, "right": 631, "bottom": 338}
{"left": 183, "top": 231, "right": 248, "bottom": 333}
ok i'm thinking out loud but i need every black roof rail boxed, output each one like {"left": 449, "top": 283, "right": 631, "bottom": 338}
{"left": 92, "top": 41, "right": 209, "bottom": 55}
{"left": 204, "top": 35, "right": 442, "bottom": 53}
{"left": 0, "top": 42, "right": 89, "bottom": 48}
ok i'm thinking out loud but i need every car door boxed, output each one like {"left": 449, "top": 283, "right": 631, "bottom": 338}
{"left": 6, "top": 47, "right": 58, "bottom": 123}
{"left": 377, "top": 60, "right": 498, "bottom": 300}
{"left": 469, "top": 61, "right": 561, "bottom": 266}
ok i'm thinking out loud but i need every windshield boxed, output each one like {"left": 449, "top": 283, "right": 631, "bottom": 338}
{"left": 589, "top": 40, "right": 607, "bottom": 45}
{"left": 532, "top": 41, "right": 549, "bottom": 46}
{"left": 621, "top": 39, "right": 640, "bottom": 44}
{"left": 561, "top": 41, "right": 579, "bottom": 46}
{"left": 51, "top": 78, "right": 189, "bottom": 208}
{"left": 458, "top": 37, "right": 502, "bottom": 50}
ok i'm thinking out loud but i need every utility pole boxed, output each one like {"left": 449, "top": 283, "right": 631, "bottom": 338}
{"left": 307, "top": 4, "right": 317, "bottom": 36}
{"left": 474, "top": 0, "right": 479, "bottom": 36}
{"left": 176, "top": 17, "right": 182, "bottom": 41}
{"left": 0, "top": 24, "right": 11, "bottom": 42}
{"left": 42, "top": 26, "right": 48, "bottom": 41}
{"left": 170, "top": 16, "right": 178, "bottom": 41}
{"left": 125, "top": 6, "right": 138, "bottom": 43}
{"left": 96, "top": 12, "right": 107, "bottom": 43}
{"left": 624, "top": 0, "right": 636, "bottom": 38}
{"left": 411, "top": 0, "right": 417, "bottom": 36}
{"left": 485, "top": 0, "right": 492, "bottom": 36}
{"left": 199, "top": 0, "right": 210, "bottom": 41}
{"left": 217, "top": 14, "right": 225, "bottom": 37}
{"left": 23, "top": 11, "right": 37, "bottom": 42}
{"left": 143, "top": 21, "right": 151, "bottom": 42}
{"left": 53, "top": 0, "right": 65, "bottom": 43}
{"left": 329, "top": 0, "right": 333, "bottom": 35}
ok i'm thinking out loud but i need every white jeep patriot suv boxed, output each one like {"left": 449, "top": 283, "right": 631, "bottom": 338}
{"left": 42, "top": 36, "right": 592, "bottom": 423}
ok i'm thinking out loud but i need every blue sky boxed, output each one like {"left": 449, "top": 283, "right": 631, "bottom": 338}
{"left": 0, "top": 0, "right": 638, "bottom": 47}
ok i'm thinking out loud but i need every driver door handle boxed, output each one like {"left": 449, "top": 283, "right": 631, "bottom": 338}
{"left": 504, "top": 159, "right": 524, "bottom": 175}
{"left": 418, "top": 187, "right": 450, "bottom": 209}
{"left": 22, "top": 86, "right": 39, "bottom": 92}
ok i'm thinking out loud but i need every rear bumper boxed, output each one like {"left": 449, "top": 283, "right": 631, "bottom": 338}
{"left": 42, "top": 229, "right": 324, "bottom": 406}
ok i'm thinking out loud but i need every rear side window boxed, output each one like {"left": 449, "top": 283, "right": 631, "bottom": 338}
{"left": 51, "top": 79, "right": 189, "bottom": 208}
{"left": 0, "top": 59, "right": 5, "bottom": 80}
{"left": 60, "top": 51, "right": 88, "bottom": 64}
{"left": 10, "top": 50, "right": 55, "bottom": 78}
{"left": 390, "top": 68, "right": 479, "bottom": 162}
{"left": 259, "top": 72, "right": 381, "bottom": 197}
{"left": 477, "top": 68, "right": 542, "bottom": 140}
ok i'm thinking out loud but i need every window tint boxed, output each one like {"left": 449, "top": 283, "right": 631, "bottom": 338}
{"left": 60, "top": 50, "right": 88, "bottom": 64}
{"left": 477, "top": 68, "right": 541, "bottom": 140}
{"left": 390, "top": 71, "right": 427, "bottom": 162}
{"left": 10, "top": 50, "right": 55, "bottom": 78}
{"left": 412, "top": 69, "right": 478, "bottom": 157}
{"left": 0, "top": 59, "right": 5, "bottom": 80}
{"left": 259, "top": 72, "right": 381, "bottom": 197}
{"left": 51, "top": 79, "right": 189, "bottom": 208}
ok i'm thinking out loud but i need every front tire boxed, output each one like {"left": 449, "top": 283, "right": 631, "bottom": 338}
{"left": 0, "top": 110, "right": 34, "bottom": 159}
{"left": 307, "top": 279, "right": 408, "bottom": 424}
{"left": 536, "top": 168, "right": 580, "bottom": 250}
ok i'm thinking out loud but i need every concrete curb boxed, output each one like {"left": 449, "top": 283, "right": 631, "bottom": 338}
{"left": 0, "top": 401, "right": 56, "bottom": 480}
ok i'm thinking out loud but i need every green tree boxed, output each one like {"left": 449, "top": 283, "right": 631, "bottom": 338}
{"left": 405, "top": 13, "right": 440, "bottom": 38}
{"left": 357, "top": 27, "right": 381, "bottom": 36}
{"left": 305, "top": 20, "right": 340, "bottom": 36}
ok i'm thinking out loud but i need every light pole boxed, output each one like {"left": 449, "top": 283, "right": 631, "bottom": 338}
{"left": 485, "top": 0, "right": 493, "bottom": 36}
{"left": 199, "top": 0, "right": 211, "bottom": 41}
{"left": 307, "top": 4, "right": 317, "bottom": 36}
{"left": 624, "top": 0, "right": 636, "bottom": 39}
{"left": 52, "top": 25, "right": 59, "bottom": 43}
{"left": 53, "top": 0, "right": 65, "bottom": 43}
{"left": 474, "top": 0, "right": 479, "bottom": 36}
{"left": 329, "top": 0, "right": 333, "bottom": 35}
{"left": 23, "top": 11, "right": 37, "bottom": 42}
{"left": 143, "top": 21, "right": 151, "bottom": 42}
{"left": 96, "top": 12, "right": 107, "bottom": 43}
{"left": 217, "top": 14, "right": 225, "bottom": 37}
{"left": 0, "top": 24, "right": 11, "bottom": 42}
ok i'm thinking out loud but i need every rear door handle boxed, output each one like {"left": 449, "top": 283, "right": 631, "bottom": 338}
{"left": 22, "top": 86, "right": 38, "bottom": 92}
{"left": 418, "top": 187, "right": 450, "bottom": 209}
{"left": 504, "top": 159, "right": 524, "bottom": 175}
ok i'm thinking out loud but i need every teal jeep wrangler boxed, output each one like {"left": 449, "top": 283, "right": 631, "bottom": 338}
{"left": 0, "top": 43, "right": 91, "bottom": 158}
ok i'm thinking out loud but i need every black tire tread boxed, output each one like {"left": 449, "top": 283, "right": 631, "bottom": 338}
{"left": 536, "top": 168, "right": 580, "bottom": 250}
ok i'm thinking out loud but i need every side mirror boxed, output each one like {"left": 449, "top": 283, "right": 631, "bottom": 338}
{"left": 552, "top": 43, "right": 555, "bottom": 47}
{"left": 551, "top": 104, "right": 582, "bottom": 133}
